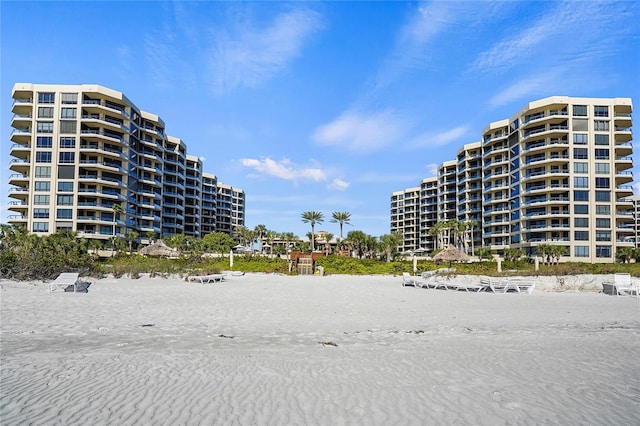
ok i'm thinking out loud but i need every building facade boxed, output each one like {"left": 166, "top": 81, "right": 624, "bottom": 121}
{"left": 391, "top": 96, "right": 634, "bottom": 263}
{"left": 8, "top": 83, "right": 245, "bottom": 242}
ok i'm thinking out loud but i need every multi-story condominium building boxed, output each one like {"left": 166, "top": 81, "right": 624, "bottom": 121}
{"left": 215, "top": 182, "right": 246, "bottom": 235}
{"left": 7, "top": 83, "right": 244, "bottom": 242}
{"left": 391, "top": 96, "right": 634, "bottom": 263}
{"left": 632, "top": 196, "right": 640, "bottom": 248}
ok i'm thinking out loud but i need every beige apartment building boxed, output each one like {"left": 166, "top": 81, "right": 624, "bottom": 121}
{"left": 391, "top": 96, "right": 634, "bottom": 263}
{"left": 8, "top": 83, "right": 245, "bottom": 242}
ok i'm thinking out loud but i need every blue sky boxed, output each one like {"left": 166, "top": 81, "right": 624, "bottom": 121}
{"left": 2, "top": 1, "right": 639, "bottom": 238}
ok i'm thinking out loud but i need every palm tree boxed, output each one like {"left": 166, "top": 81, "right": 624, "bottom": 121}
{"left": 379, "top": 232, "right": 403, "bottom": 262}
{"left": 280, "top": 232, "right": 297, "bottom": 260}
{"left": 112, "top": 203, "right": 124, "bottom": 239}
{"left": 265, "top": 230, "right": 277, "bottom": 256}
{"left": 301, "top": 211, "right": 324, "bottom": 251}
{"left": 145, "top": 231, "right": 155, "bottom": 245}
{"left": 126, "top": 230, "right": 139, "bottom": 254}
{"left": 320, "top": 232, "right": 334, "bottom": 255}
{"left": 254, "top": 224, "right": 267, "bottom": 253}
{"left": 330, "top": 211, "right": 352, "bottom": 242}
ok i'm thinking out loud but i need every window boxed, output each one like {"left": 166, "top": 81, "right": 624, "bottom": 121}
{"left": 596, "top": 218, "right": 611, "bottom": 228}
{"left": 574, "top": 177, "right": 588, "bottom": 188}
{"left": 595, "top": 191, "right": 610, "bottom": 202}
{"left": 35, "top": 166, "right": 51, "bottom": 178}
{"left": 61, "top": 93, "right": 78, "bottom": 104}
{"left": 574, "top": 231, "right": 589, "bottom": 240}
{"left": 33, "top": 195, "right": 50, "bottom": 205}
{"left": 574, "top": 190, "right": 589, "bottom": 201}
{"left": 36, "top": 136, "right": 53, "bottom": 148}
{"left": 58, "top": 182, "right": 74, "bottom": 192}
{"left": 59, "top": 121, "right": 77, "bottom": 134}
{"left": 574, "top": 205, "right": 588, "bottom": 214}
{"left": 575, "top": 246, "right": 589, "bottom": 257}
{"left": 35, "top": 151, "right": 52, "bottom": 163}
{"left": 595, "top": 149, "right": 609, "bottom": 160}
{"left": 34, "top": 181, "right": 50, "bottom": 192}
{"left": 58, "top": 165, "right": 75, "bottom": 179}
{"left": 38, "top": 107, "right": 54, "bottom": 118}
{"left": 32, "top": 222, "right": 49, "bottom": 232}
{"left": 573, "top": 133, "right": 588, "bottom": 144}
{"left": 594, "top": 106, "right": 609, "bottom": 117}
{"left": 37, "top": 121, "right": 53, "bottom": 133}
{"left": 38, "top": 92, "right": 55, "bottom": 104}
{"left": 595, "top": 177, "right": 610, "bottom": 188}
{"left": 596, "top": 205, "right": 610, "bottom": 215}
{"left": 595, "top": 163, "right": 610, "bottom": 174}
{"left": 57, "top": 195, "right": 74, "bottom": 205}
{"left": 573, "top": 105, "right": 587, "bottom": 116}
{"left": 33, "top": 208, "right": 49, "bottom": 219}
{"left": 595, "top": 134, "right": 609, "bottom": 145}
{"left": 573, "top": 162, "right": 588, "bottom": 174}
{"left": 575, "top": 217, "right": 589, "bottom": 228}
{"left": 573, "top": 148, "right": 588, "bottom": 159}
{"left": 573, "top": 119, "right": 588, "bottom": 131}
{"left": 59, "top": 152, "right": 75, "bottom": 163}
{"left": 596, "top": 246, "right": 611, "bottom": 258}
{"left": 60, "top": 108, "right": 77, "bottom": 119}
{"left": 594, "top": 120, "right": 609, "bottom": 131}
{"left": 596, "top": 231, "right": 611, "bottom": 241}
{"left": 56, "top": 208, "right": 73, "bottom": 219}
{"left": 59, "top": 137, "right": 75, "bottom": 148}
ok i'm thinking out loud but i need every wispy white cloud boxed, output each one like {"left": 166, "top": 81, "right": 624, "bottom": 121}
{"left": 312, "top": 109, "right": 409, "bottom": 154}
{"left": 488, "top": 70, "right": 565, "bottom": 108}
{"left": 208, "top": 7, "right": 323, "bottom": 94}
{"left": 425, "top": 163, "right": 439, "bottom": 177}
{"left": 328, "top": 178, "right": 350, "bottom": 191}
{"left": 408, "top": 125, "right": 470, "bottom": 149}
{"left": 241, "top": 157, "right": 326, "bottom": 182}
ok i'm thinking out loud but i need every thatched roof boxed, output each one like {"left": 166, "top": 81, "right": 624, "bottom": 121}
{"left": 432, "top": 245, "right": 470, "bottom": 263}
{"left": 140, "top": 240, "right": 179, "bottom": 257}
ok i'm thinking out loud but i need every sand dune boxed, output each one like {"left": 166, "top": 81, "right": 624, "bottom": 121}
{"left": 1, "top": 274, "right": 638, "bottom": 425}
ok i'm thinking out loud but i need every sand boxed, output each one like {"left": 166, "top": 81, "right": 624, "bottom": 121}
{"left": 1, "top": 273, "right": 638, "bottom": 425}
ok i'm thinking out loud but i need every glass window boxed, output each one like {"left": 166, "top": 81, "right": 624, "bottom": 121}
{"left": 36, "top": 136, "right": 53, "bottom": 148}
{"left": 32, "top": 222, "right": 49, "bottom": 232}
{"left": 596, "top": 205, "right": 610, "bottom": 215}
{"left": 35, "top": 151, "right": 52, "bottom": 163}
{"left": 58, "top": 181, "right": 74, "bottom": 192}
{"left": 59, "top": 152, "right": 75, "bottom": 163}
{"left": 573, "top": 119, "right": 588, "bottom": 131}
{"left": 573, "top": 105, "right": 587, "bottom": 116}
{"left": 595, "top": 177, "right": 610, "bottom": 188}
{"left": 574, "top": 231, "right": 589, "bottom": 240}
{"left": 594, "top": 106, "right": 608, "bottom": 117}
{"left": 594, "top": 120, "right": 609, "bottom": 131}
{"left": 595, "top": 149, "right": 609, "bottom": 160}
{"left": 595, "top": 134, "right": 609, "bottom": 145}
{"left": 57, "top": 195, "right": 74, "bottom": 205}
{"left": 33, "top": 195, "right": 50, "bottom": 205}
{"left": 573, "top": 162, "right": 588, "bottom": 173}
{"left": 596, "top": 245, "right": 611, "bottom": 258}
{"left": 575, "top": 205, "right": 588, "bottom": 214}
{"left": 37, "top": 122, "right": 54, "bottom": 133}
{"left": 38, "top": 92, "right": 55, "bottom": 104}
{"left": 595, "top": 191, "right": 610, "bottom": 202}
{"left": 59, "top": 121, "right": 77, "bottom": 134}
{"left": 596, "top": 218, "right": 611, "bottom": 228}
{"left": 37, "top": 107, "right": 54, "bottom": 118}
{"left": 60, "top": 108, "right": 77, "bottom": 119}
{"left": 56, "top": 208, "right": 73, "bottom": 219}
{"left": 35, "top": 166, "right": 51, "bottom": 178}
{"left": 573, "top": 148, "right": 588, "bottom": 159}
{"left": 595, "top": 163, "right": 610, "bottom": 174}
{"left": 34, "top": 181, "right": 50, "bottom": 192}
{"left": 574, "top": 217, "right": 589, "bottom": 228}
{"left": 61, "top": 93, "right": 78, "bottom": 104}
{"left": 575, "top": 246, "right": 589, "bottom": 257}
{"left": 573, "top": 133, "right": 588, "bottom": 144}
{"left": 596, "top": 231, "right": 611, "bottom": 242}
{"left": 59, "top": 137, "right": 75, "bottom": 148}
{"left": 574, "top": 191, "right": 589, "bottom": 201}
{"left": 574, "top": 177, "right": 588, "bottom": 188}
{"left": 33, "top": 208, "right": 49, "bottom": 218}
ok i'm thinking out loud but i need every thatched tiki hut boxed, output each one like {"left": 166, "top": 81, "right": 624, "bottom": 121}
{"left": 140, "top": 240, "right": 179, "bottom": 258}
{"left": 433, "top": 245, "right": 470, "bottom": 267}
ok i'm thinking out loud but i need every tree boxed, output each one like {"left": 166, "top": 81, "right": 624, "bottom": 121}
{"left": 616, "top": 247, "right": 635, "bottom": 263}
{"left": 233, "top": 225, "right": 251, "bottom": 248}
{"left": 202, "top": 232, "right": 236, "bottom": 255}
{"left": 301, "top": 211, "right": 324, "bottom": 251}
{"left": 126, "top": 230, "right": 139, "bottom": 254}
{"left": 535, "top": 244, "right": 552, "bottom": 266}
{"left": 254, "top": 224, "right": 267, "bottom": 253}
{"left": 503, "top": 247, "right": 524, "bottom": 262}
{"left": 265, "top": 230, "right": 277, "bottom": 256}
{"left": 476, "top": 247, "right": 492, "bottom": 261}
{"left": 379, "top": 232, "right": 403, "bottom": 262}
{"left": 549, "top": 245, "right": 567, "bottom": 265}
{"left": 319, "top": 232, "right": 333, "bottom": 255}
{"left": 280, "top": 232, "right": 297, "bottom": 260}
{"left": 330, "top": 211, "right": 352, "bottom": 242}
{"left": 111, "top": 203, "right": 124, "bottom": 251}
{"left": 145, "top": 231, "right": 155, "bottom": 245}
{"left": 346, "top": 230, "right": 368, "bottom": 258}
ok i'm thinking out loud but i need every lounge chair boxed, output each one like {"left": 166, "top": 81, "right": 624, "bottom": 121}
{"left": 49, "top": 272, "right": 80, "bottom": 293}
{"left": 402, "top": 272, "right": 415, "bottom": 287}
{"left": 603, "top": 273, "right": 638, "bottom": 297}
{"left": 187, "top": 274, "right": 225, "bottom": 284}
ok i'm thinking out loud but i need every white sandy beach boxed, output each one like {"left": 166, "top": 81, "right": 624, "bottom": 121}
{"left": 1, "top": 273, "right": 639, "bottom": 425}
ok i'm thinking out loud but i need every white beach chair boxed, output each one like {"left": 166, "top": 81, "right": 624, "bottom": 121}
{"left": 402, "top": 272, "right": 415, "bottom": 287}
{"left": 48, "top": 272, "right": 80, "bottom": 293}
{"left": 604, "top": 273, "right": 637, "bottom": 297}
{"left": 187, "top": 274, "right": 225, "bottom": 284}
